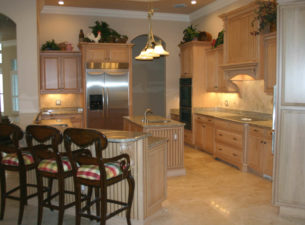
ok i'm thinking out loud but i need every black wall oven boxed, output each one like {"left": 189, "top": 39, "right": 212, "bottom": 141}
{"left": 179, "top": 78, "right": 192, "bottom": 130}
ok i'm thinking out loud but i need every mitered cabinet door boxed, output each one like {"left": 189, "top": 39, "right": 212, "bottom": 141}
{"left": 40, "top": 52, "right": 82, "bottom": 94}
{"left": 41, "top": 56, "right": 60, "bottom": 91}
{"left": 108, "top": 46, "right": 129, "bottom": 62}
{"left": 180, "top": 44, "right": 193, "bottom": 77}
{"left": 62, "top": 55, "right": 81, "bottom": 91}
{"left": 247, "top": 135, "right": 262, "bottom": 173}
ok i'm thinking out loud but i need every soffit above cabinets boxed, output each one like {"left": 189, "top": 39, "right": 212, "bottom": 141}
{"left": 44, "top": 0, "right": 215, "bottom": 14}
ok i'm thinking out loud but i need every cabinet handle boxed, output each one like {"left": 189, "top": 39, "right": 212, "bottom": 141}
{"left": 202, "top": 125, "right": 206, "bottom": 128}
{"left": 214, "top": 86, "right": 218, "bottom": 89}
{"left": 208, "top": 119, "right": 212, "bottom": 122}
{"left": 218, "top": 148, "right": 222, "bottom": 151}
{"left": 232, "top": 153, "right": 238, "bottom": 157}
{"left": 260, "top": 140, "right": 264, "bottom": 143}
{"left": 264, "top": 141, "right": 267, "bottom": 144}
{"left": 253, "top": 129, "right": 258, "bottom": 132}
{"left": 218, "top": 133, "right": 223, "bottom": 136}
{"left": 233, "top": 137, "right": 237, "bottom": 141}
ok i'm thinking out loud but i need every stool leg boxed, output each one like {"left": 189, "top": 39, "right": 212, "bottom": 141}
{"left": 37, "top": 174, "right": 44, "bottom": 225}
{"left": 17, "top": 170, "right": 27, "bottom": 225}
{"left": 75, "top": 183, "right": 81, "bottom": 225}
{"left": 95, "top": 187, "right": 100, "bottom": 218}
{"left": 0, "top": 168, "right": 6, "bottom": 220}
{"left": 100, "top": 186, "right": 106, "bottom": 225}
{"left": 126, "top": 172, "right": 135, "bottom": 225}
{"left": 47, "top": 178, "right": 53, "bottom": 209}
{"left": 86, "top": 186, "right": 92, "bottom": 217}
{"left": 57, "top": 176, "right": 65, "bottom": 225}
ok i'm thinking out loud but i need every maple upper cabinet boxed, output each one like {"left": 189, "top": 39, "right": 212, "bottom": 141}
{"left": 261, "top": 32, "right": 276, "bottom": 93}
{"left": 40, "top": 51, "right": 82, "bottom": 93}
{"left": 179, "top": 41, "right": 210, "bottom": 78}
{"left": 80, "top": 43, "right": 131, "bottom": 63}
{"left": 220, "top": 2, "right": 259, "bottom": 64}
{"left": 273, "top": 0, "right": 305, "bottom": 219}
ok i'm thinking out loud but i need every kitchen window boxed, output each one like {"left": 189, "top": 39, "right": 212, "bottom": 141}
{"left": 11, "top": 59, "right": 19, "bottom": 112}
{"left": 0, "top": 72, "right": 4, "bottom": 113}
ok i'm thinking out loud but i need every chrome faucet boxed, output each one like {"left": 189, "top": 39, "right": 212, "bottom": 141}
{"left": 143, "top": 108, "right": 153, "bottom": 123}
{"left": 35, "top": 112, "right": 42, "bottom": 123}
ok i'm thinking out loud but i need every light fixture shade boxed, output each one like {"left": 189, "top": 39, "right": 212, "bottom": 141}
{"left": 145, "top": 47, "right": 160, "bottom": 58}
{"left": 154, "top": 42, "right": 170, "bottom": 56}
{"left": 135, "top": 50, "right": 154, "bottom": 60}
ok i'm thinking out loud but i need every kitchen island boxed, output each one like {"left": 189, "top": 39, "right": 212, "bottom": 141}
{"left": 123, "top": 115, "right": 185, "bottom": 177}
{"left": 13, "top": 113, "right": 168, "bottom": 225}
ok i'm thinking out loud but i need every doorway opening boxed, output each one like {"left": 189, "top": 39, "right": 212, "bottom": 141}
{"left": 131, "top": 34, "right": 166, "bottom": 117}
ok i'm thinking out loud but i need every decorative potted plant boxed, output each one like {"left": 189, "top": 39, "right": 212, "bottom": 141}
{"left": 251, "top": 0, "right": 277, "bottom": 35}
{"left": 41, "top": 39, "right": 60, "bottom": 50}
{"left": 211, "top": 30, "right": 224, "bottom": 48}
{"left": 182, "top": 25, "right": 199, "bottom": 43}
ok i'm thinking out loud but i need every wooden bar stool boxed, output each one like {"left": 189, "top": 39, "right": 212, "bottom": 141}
{"left": 63, "top": 128, "right": 135, "bottom": 225}
{"left": 25, "top": 125, "right": 75, "bottom": 225}
{"left": 0, "top": 123, "right": 37, "bottom": 225}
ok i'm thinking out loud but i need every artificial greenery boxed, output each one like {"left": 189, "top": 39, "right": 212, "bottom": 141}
{"left": 251, "top": 0, "right": 277, "bottom": 35}
{"left": 88, "top": 20, "right": 128, "bottom": 43}
{"left": 182, "top": 25, "right": 199, "bottom": 43}
{"left": 41, "top": 39, "right": 60, "bottom": 50}
{"left": 212, "top": 30, "right": 224, "bottom": 48}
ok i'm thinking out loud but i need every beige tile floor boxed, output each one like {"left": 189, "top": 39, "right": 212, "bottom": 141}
{"left": 2, "top": 145, "right": 305, "bottom": 225}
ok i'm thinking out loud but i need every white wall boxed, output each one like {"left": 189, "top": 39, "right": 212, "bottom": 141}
{"left": 39, "top": 12, "right": 188, "bottom": 116}
{"left": 0, "top": 0, "right": 39, "bottom": 113}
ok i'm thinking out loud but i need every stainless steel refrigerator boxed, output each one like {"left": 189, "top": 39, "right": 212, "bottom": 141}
{"left": 86, "top": 64, "right": 129, "bottom": 130}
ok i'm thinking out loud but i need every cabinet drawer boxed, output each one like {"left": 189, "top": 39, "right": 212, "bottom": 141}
{"left": 249, "top": 126, "right": 265, "bottom": 137}
{"left": 215, "top": 129, "right": 243, "bottom": 148}
{"left": 194, "top": 114, "right": 214, "bottom": 124}
{"left": 215, "top": 143, "right": 243, "bottom": 164}
{"left": 214, "top": 119, "right": 243, "bottom": 132}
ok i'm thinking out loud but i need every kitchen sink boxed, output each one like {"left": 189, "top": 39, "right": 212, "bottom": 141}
{"left": 146, "top": 119, "right": 171, "bottom": 123}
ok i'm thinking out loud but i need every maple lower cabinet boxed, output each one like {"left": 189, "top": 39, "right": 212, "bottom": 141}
{"left": 41, "top": 113, "right": 84, "bottom": 128}
{"left": 247, "top": 126, "right": 273, "bottom": 178}
{"left": 262, "top": 32, "right": 276, "bottom": 93}
{"left": 193, "top": 114, "right": 214, "bottom": 154}
{"left": 214, "top": 119, "right": 245, "bottom": 170}
{"left": 40, "top": 51, "right": 82, "bottom": 93}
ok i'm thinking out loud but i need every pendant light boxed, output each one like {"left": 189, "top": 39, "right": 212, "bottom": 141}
{"left": 135, "top": 8, "right": 170, "bottom": 60}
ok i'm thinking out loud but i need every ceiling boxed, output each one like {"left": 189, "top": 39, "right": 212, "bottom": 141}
{"left": 44, "top": 0, "right": 216, "bottom": 14}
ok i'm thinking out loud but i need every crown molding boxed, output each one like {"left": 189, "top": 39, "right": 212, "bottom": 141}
{"left": 189, "top": 0, "right": 239, "bottom": 21}
{"left": 41, "top": 6, "right": 190, "bottom": 22}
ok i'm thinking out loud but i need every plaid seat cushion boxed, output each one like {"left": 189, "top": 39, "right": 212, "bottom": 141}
{"left": 1, "top": 152, "right": 34, "bottom": 166}
{"left": 38, "top": 156, "right": 72, "bottom": 173}
{"left": 77, "top": 162, "right": 123, "bottom": 181}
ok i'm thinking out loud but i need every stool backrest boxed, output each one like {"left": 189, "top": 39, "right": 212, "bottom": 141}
{"left": 25, "top": 125, "right": 63, "bottom": 170}
{"left": 63, "top": 128, "right": 108, "bottom": 181}
{"left": 0, "top": 123, "right": 23, "bottom": 148}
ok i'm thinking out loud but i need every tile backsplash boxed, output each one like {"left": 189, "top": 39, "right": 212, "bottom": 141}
{"left": 40, "top": 94, "right": 83, "bottom": 108}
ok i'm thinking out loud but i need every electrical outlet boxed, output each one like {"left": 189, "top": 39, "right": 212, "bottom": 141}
{"left": 225, "top": 100, "right": 229, "bottom": 107}
{"left": 56, "top": 99, "right": 61, "bottom": 105}
{"left": 173, "top": 133, "right": 178, "bottom": 140}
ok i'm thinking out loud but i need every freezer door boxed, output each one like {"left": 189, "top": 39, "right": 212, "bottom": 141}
{"left": 86, "top": 72, "right": 105, "bottom": 129}
{"left": 104, "top": 71, "right": 129, "bottom": 130}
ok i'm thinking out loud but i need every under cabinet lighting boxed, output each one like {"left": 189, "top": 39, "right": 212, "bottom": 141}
{"left": 191, "top": 0, "right": 197, "bottom": 5}
{"left": 58, "top": 1, "right": 64, "bottom": 5}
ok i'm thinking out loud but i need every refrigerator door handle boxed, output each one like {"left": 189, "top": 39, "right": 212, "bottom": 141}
{"left": 272, "top": 85, "right": 276, "bottom": 155}
{"left": 106, "top": 87, "right": 109, "bottom": 118}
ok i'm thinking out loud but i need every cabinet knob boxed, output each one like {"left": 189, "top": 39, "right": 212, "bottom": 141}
{"left": 218, "top": 148, "right": 222, "bottom": 151}
{"left": 202, "top": 125, "right": 206, "bottom": 128}
{"left": 260, "top": 140, "right": 264, "bottom": 143}
{"left": 254, "top": 129, "right": 258, "bottom": 132}
{"left": 219, "top": 133, "right": 223, "bottom": 136}
{"left": 232, "top": 153, "right": 238, "bottom": 157}
{"left": 233, "top": 137, "right": 237, "bottom": 141}
{"left": 208, "top": 119, "right": 212, "bottom": 122}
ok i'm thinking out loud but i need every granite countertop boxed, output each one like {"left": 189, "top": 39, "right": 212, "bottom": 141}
{"left": 193, "top": 108, "right": 273, "bottom": 128}
{"left": 123, "top": 115, "right": 185, "bottom": 128}
{"left": 41, "top": 107, "right": 83, "bottom": 115}
{"left": 11, "top": 113, "right": 149, "bottom": 143}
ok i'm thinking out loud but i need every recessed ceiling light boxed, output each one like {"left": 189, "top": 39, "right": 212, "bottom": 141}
{"left": 58, "top": 0, "right": 64, "bottom": 5}
{"left": 191, "top": 0, "right": 197, "bottom": 5}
